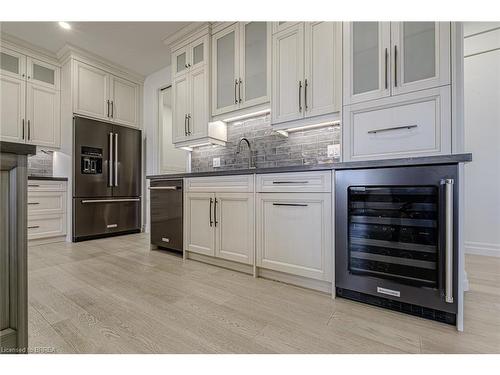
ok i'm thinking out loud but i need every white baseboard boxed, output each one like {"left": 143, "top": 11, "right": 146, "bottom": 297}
{"left": 465, "top": 241, "right": 500, "bottom": 257}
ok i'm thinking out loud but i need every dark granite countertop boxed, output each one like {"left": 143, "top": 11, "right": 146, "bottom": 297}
{"left": 28, "top": 176, "right": 68, "bottom": 181}
{"left": 0, "top": 141, "right": 36, "bottom": 156}
{"left": 147, "top": 153, "right": 472, "bottom": 180}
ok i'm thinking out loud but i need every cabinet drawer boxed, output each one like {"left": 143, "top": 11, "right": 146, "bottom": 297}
{"left": 27, "top": 179, "right": 67, "bottom": 192}
{"left": 28, "top": 191, "right": 66, "bottom": 215}
{"left": 185, "top": 175, "right": 254, "bottom": 193}
{"left": 344, "top": 87, "right": 451, "bottom": 161}
{"left": 256, "top": 193, "right": 332, "bottom": 280}
{"left": 28, "top": 214, "right": 66, "bottom": 240}
{"left": 257, "top": 171, "right": 331, "bottom": 193}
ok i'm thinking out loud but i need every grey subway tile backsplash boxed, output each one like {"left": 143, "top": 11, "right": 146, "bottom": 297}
{"left": 28, "top": 149, "right": 53, "bottom": 177}
{"left": 190, "top": 114, "right": 340, "bottom": 172}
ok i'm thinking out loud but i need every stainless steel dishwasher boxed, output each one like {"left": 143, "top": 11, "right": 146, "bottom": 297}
{"left": 149, "top": 179, "right": 183, "bottom": 252}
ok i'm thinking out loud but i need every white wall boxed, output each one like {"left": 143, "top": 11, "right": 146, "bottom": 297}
{"left": 463, "top": 23, "right": 500, "bottom": 257}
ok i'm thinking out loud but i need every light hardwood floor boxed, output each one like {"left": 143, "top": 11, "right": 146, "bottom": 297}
{"left": 27, "top": 233, "right": 500, "bottom": 353}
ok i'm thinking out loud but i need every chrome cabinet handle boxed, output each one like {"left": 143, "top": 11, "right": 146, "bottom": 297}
{"left": 209, "top": 198, "right": 213, "bottom": 227}
{"left": 22, "top": 119, "right": 25, "bottom": 140}
{"left": 110, "top": 101, "right": 114, "bottom": 118}
{"left": 214, "top": 198, "right": 218, "bottom": 227}
{"left": 187, "top": 114, "right": 191, "bottom": 135}
{"left": 184, "top": 114, "right": 188, "bottom": 136}
{"left": 28, "top": 202, "right": 40, "bottom": 205}
{"left": 304, "top": 79, "right": 308, "bottom": 111}
{"left": 394, "top": 45, "right": 398, "bottom": 87}
{"left": 81, "top": 198, "right": 140, "bottom": 204}
{"left": 234, "top": 79, "right": 238, "bottom": 104}
{"left": 28, "top": 225, "right": 39, "bottom": 229}
{"left": 367, "top": 124, "right": 417, "bottom": 134}
{"left": 238, "top": 78, "right": 242, "bottom": 103}
{"left": 108, "top": 132, "right": 113, "bottom": 187}
{"left": 298, "top": 81, "right": 302, "bottom": 112}
{"left": 272, "top": 181, "right": 309, "bottom": 184}
{"left": 442, "top": 178, "right": 454, "bottom": 303}
{"left": 114, "top": 133, "right": 118, "bottom": 187}
{"left": 107, "top": 100, "right": 110, "bottom": 117}
{"left": 273, "top": 203, "right": 308, "bottom": 207}
{"left": 27, "top": 120, "right": 31, "bottom": 140}
{"left": 384, "top": 48, "right": 388, "bottom": 89}
{"left": 28, "top": 184, "right": 40, "bottom": 187}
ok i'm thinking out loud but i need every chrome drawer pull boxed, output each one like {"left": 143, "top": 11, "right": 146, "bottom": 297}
{"left": 148, "top": 186, "right": 179, "bottom": 190}
{"left": 28, "top": 184, "right": 40, "bottom": 187}
{"left": 272, "top": 181, "right": 309, "bottom": 184}
{"left": 81, "top": 198, "right": 140, "bottom": 204}
{"left": 367, "top": 124, "right": 418, "bottom": 134}
{"left": 28, "top": 202, "right": 40, "bottom": 205}
{"left": 28, "top": 225, "right": 40, "bottom": 229}
{"left": 273, "top": 203, "right": 308, "bottom": 207}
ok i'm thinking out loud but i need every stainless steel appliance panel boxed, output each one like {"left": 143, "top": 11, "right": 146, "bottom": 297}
{"left": 73, "top": 117, "right": 113, "bottom": 198}
{"left": 72, "top": 198, "right": 141, "bottom": 241}
{"left": 149, "top": 179, "right": 183, "bottom": 252}
{"left": 335, "top": 164, "right": 459, "bottom": 315}
{"left": 112, "top": 125, "right": 141, "bottom": 197}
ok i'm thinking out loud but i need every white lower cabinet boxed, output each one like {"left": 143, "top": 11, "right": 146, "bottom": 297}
{"left": 256, "top": 192, "right": 332, "bottom": 281}
{"left": 185, "top": 192, "right": 216, "bottom": 256}
{"left": 215, "top": 193, "right": 254, "bottom": 264}
{"left": 27, "top": 179, "right": 67, "bottom": 244}
{"left": 185, "top": 190, "right": 254, "bottom": 264}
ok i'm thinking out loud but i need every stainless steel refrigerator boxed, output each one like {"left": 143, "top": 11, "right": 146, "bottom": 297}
{"left": 72, "top": 116, "right": 141, "bottom": 242}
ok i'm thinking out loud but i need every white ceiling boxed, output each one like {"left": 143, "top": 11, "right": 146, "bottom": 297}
{"left": 0, "top": 22, "right": 194, "bottom": 76}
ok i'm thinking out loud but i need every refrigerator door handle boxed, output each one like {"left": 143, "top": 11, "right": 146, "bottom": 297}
{"left": 114, "top": 133, "right": 118, "bottom": 187}
{"left": 108, "top": 132, "right": 114, "bottom": 187}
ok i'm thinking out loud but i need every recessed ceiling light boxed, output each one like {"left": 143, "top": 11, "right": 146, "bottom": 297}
{"left": 58, "top": 22, "right": 71, "bottom": 30}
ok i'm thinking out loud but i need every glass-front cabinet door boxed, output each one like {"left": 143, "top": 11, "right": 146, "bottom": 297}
{"left": 212, "top": 23, "right": 240, "bottom": 116}
{"left": 391, "top": 22, "right": 450, "bottom": 95}
{"left": 0, "top": 48, "right": 26, "bottom": 80}
{"left": 344, "top": 22, "right": 391, "bottom": 105}
{"left": 27, "top": 57, "right": 59, "bottom": 90}
{"left": 240, "top": 22, "right": 269, "bottom": 108}
{"left": 173, "top": 47, "right": 189, "bottom": 78}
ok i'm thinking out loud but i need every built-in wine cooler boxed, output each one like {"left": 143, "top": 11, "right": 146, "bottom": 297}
{"left": 335, "top": 165, "right": 459, "bottom": 325}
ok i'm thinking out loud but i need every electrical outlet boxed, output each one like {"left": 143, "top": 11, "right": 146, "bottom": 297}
{"left": 327, "top": 144, "right": 341, "bottom": 158}
{"left": 213, "top": 157, "right": 221, "bottom": 168}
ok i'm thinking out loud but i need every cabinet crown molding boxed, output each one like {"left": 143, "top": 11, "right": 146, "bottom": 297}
{"left": 163, "top": 22, "right": 211, "bottom": 52}
{"left": 57, "top": 44, "right": 145, "bottom": 83}
{"left": 1, "top": 33, "right": 60, "bottom": 66}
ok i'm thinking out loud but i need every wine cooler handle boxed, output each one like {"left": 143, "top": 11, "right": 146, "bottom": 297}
{"left": 441, "top": 178, "right": 454, "bottom": 304}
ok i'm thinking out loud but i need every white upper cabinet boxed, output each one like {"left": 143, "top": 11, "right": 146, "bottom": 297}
{"left": 188, "top": 65, "right": 209, "bottom": 139}
{"left": 212, "top": 22, "right": 270, "bottom": 117}
{"left": 172, "top": 74, "right": 189, "bottom": 143}
{"left": 391, "top": 22, "right": 450, "bottom": 95}
{"left": 304, "top": 22, "right": 341, "bottom": 117}
{"left": 271, "top": 23, "right": 304, "bottom": 124}
{"left": 343, "top": 22, "right": 391, "bottom": 105}
{"left": 0, "top": 74, "right": 25, "bottom": 143}
{"left": 109, "top": 75, "right": 140, "bottom": 127}
{"left": 26, "top": 83, "right": 61, "bottom": 147}
{"left": 73, "top": 59, "right": 141, "bottom": 128}
{"left": 212, "top": 23, "right": 240, "bottom": 115}
{"left": 0, "top": 46, "right": 60, "bottom": 148}
{"left": 272, "top": 22, "right": 341, "bottom": 127}
{"left": 74, "top": 60, "right": 110, "bottom": 120}
{"left": 344, "top": 22, "right": 451, "bottom": 105}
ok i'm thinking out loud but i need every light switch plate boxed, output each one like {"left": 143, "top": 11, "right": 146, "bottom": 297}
{"left": 213, "top": 157, "right": 221, "bottom": 168}
{"left": 327, "top": 144, "right": 340, "bottom": 158}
